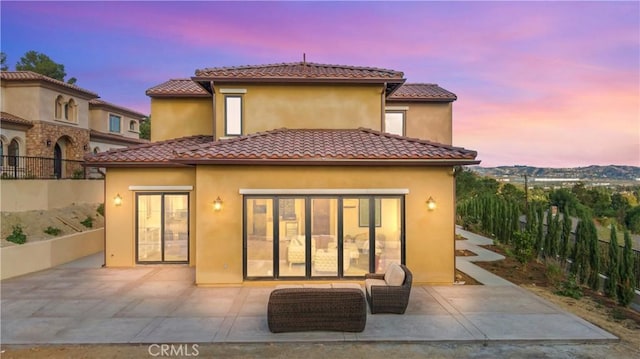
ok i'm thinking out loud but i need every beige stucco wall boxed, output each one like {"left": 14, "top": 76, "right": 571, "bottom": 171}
{"left": 0, "top": 179, "right": 104, "bottom": 212}
{"left": 104, "top": 167, "right": 196, "bottom": 267}
{"left": 149, "top": 98, "right": 213, "bottom": 141}
{"left": 214, "top": 84, "right": 384, "bottom": 137}
{"left": 103, "top": 165, "right": 455, "bottom": 285}
{"left": 89, "top": 108, "right": 141, "bottom": 139}
{"left": 1, "top": 85, "right": 40, "bottom": 121}
{"left": 0, "top": 228, "right": 104, "bottom": 280}
{"left": 387, "top": 102, "right": 453, "bottom": 145}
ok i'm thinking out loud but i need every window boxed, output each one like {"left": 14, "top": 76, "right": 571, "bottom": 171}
{"left": 129, "top": 120, "right": 136, "bottom": 131}
{"left": 244, "top": 195, "right": 404, "bottom": 279}
{"left": 8, "top": 139, "right": 19, "bottom": 166}
{"left": 385, "top": 111, "right": 405, "bottom": 136}
{"left": 55, "top": 96, "right": 64, "bottom": 119}
{"left": 66, "top": 99, "right": 77, "bottom": 122}
{"left": 109, "top": 114, "right": 121, "bottom": 133}
{"left": 225, "top": 96, "right": 242, "bottom": 136}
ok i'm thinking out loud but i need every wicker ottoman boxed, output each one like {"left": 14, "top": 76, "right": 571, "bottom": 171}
{"left": 267, "top": 286, "right": 366, "bottom": 333}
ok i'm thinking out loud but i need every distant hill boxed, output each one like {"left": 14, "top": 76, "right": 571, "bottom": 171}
{"left": 471, "top": 165, "right": 640, "bottom": 182}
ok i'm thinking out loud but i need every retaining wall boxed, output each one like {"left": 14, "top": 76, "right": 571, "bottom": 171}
{"left": 0, "top": 179, "right": 104, "bottom": 212}
{"left": 0, "top": 228, "right": 104, "bottom": 280}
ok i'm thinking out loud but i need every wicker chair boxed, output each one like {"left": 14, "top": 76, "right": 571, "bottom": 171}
{"left": 364, "top": 264, "right": 412, "bottom": 314}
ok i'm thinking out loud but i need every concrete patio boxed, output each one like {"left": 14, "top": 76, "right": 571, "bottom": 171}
{"left": 0, "top": 230, "right": 618, "bottom": 345}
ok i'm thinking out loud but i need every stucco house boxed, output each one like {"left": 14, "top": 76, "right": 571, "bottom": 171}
{"left": 0, "top": 71, "right": 147, "bottom": 178}
{"left": 85, "top": 62, "right": 479, "bottom": 286}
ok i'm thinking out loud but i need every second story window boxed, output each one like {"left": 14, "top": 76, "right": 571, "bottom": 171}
{"left": 129, "top": 120, "right": 137, "bottom": 132}
{"left": 55, "top": 95, "right": 64, "bottom": 119}
{"left": 109, "top": 114, "right": 121, "bottom": 133}
{"left": 225, "top": 96, "right": 242, "bottom": 136}
{"left": 385, "top": 111, "right": 405, "bottom": 136}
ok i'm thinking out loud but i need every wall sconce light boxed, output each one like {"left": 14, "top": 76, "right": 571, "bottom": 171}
{"left": 83, "top": 144, "right": 89, "bottom": 151}
{"left": 426, "top": 196, "right": 437, "bottom": 211}
{"left": 114, "top": 193, "right": 122, "bottom": 206}
{"left": 46, "top": 139, "right": 52, "bottom": 147}
{"left": 213, "top": 196, "right": 223, "bottom": 211}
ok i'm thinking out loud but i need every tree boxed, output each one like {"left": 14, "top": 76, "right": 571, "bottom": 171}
{"left": 15, "top": 50, "right": 76, "bottom": 84}
{"left": 618, "top": 230, "right": 637, "bottom": 306}
{"left": 559, "top": 206, "right": 572, "bottom": 265}
{"left": 604, "top": 224, "right": 620, "bottom": 298}
{"left": 624, "top": 206, "right": 640, "bottom": 234}
{"left": 585, "top": 218, "right": 600, "bottom": 291}
{"left": 571, "top": 218, "right": 590, "bottom": 284}
{"left": 139, "top": 116, "right": 151, "bottom": 140}
{"left": 1, "top": 52, "right": 8, "bottom": 71}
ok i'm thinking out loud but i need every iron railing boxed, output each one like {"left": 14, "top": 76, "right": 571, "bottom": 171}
{"left": 0, "top": 155, "right": 100, "bottom": 179}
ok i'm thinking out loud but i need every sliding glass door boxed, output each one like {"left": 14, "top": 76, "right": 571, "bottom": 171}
{"left": 244, "top": 195, "right": 403, "bottom": 279}
{"left": 136, "top": 193, "right": 189, "bottom": 263}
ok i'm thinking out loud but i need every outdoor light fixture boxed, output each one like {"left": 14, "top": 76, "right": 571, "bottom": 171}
{"left": 46, "top": 139, "right": 52, "bottom": 147}
{"left": 83, "top": 144, "right": 89, "bottom": 151}
{"left": 114, "top": 193, "right": 122, "bottom": 206}
{"left": 426, "top": 197, "right": 437, "bottom": 211}
{"left": 213, "top": 197, "right": 223, "bottom": 211}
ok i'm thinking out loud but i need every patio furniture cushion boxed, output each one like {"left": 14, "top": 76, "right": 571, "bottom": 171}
{"left": 384, "top": 263, "right": 405, "bottom": 286}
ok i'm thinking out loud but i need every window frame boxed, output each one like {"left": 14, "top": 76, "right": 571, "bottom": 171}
{"left": 109, "top": 114, "right": 122, "bottom": 133}
{"left": 224, "top": 96, "right": 243, "bottom": 136}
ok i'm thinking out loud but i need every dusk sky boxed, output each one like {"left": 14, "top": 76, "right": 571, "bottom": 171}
{"left": 1, "top": 1, "right": 638, "bottom": 167}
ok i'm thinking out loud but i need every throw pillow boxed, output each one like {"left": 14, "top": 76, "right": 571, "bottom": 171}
{"left": 384, "top": 263, "right": 405, "bottom": 286}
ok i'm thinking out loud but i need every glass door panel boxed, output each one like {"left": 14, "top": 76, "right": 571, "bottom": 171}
{"left": 311, "top": 198, "right": 338, "bottom": 277}
{"left": 246, "top": 198, "right": 273, "bottom": 277}
{"left": 164, "top": 194, "right": 189, "bottom": 261}
{"left": 343, "top": 198, "right": 370, "bottom": 276}
{"left": 137, "top": 195, "right": 162, "bottom": 262}
{"left": 377, "top": 197, "right": 402, "bottom": 273}
{"left": 279, "top": 198, "right": 306, "bottom": 277}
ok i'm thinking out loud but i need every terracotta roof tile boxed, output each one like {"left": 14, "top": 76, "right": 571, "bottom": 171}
{"left": 84, "top": 135, "right": 213, "bottom": 166}
{"left": 146, "top": 79, "right": 210, "bottom": 97}
{"left": 388, "top": 83, "right": 457, "bottom": 102}
{"left": 174, "top": 128, "right": 477, "bottom": 164}
{"left": 1, "top": 71, "right": 99, "bottom": 98}
{"left": 1, "top": 111, "right": 33, "bottom": 127}
{"left": 89, "top": 99, "right": 147, "bottom": 118}
{"left": 194, "top": 62, "right": 404, "bottom": 81}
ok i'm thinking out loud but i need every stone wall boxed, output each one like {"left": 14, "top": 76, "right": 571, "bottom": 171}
{"left": 25, "top": 121, "right": 90, "bottom": 160}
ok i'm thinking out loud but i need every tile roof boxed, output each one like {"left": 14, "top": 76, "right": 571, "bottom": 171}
{"left": 1, "top": 71, "right": 99, "bottom": 98}
{"left": 85, "top": 128, "right": 478, "bottom": 167}
{"left": 84, "top": 135, "right": 213, "bottom": 167}
{"left": 0, "top": 111, "right": 33, "bottom": 127}
{"left": 194, "top": 62, "right": 404, "bottom": 82}
{"left": 89, "top": 99, "right": 147, "bottom": 118}
{"left": 388, "top": 83, "right": 457, "bottom": 102}
{"left": 146, "top": 79, "right": 210, "bottom": 98}
{"left": 174, "top": 128, "right": 477, "bottom": 165}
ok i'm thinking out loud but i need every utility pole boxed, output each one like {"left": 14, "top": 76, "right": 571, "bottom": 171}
{"left": 524, "top": 173, "right": 529, "bottom": 215}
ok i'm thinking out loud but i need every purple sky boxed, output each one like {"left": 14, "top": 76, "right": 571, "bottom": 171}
{"left": 2, "top": 1, "right": 638, "bottom": 167}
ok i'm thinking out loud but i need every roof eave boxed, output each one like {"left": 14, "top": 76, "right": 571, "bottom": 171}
{"left": 146, "top": 92, "right": 212, "bottom": 99}
{"left": 82, "top": 161, "right": 194, "bottom": 168}
{"left": 170, "top": 158, "right": 480, "bottom": 166}
{"left": 387, "top": 97, "right": 457, "bottom": 103}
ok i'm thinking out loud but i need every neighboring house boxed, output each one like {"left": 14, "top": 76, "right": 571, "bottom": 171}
{"left": 0, "top": 71, "right": 147, "bottom": 178}
{"left": 85, "top": 62, "right": 480, "bottom": 286}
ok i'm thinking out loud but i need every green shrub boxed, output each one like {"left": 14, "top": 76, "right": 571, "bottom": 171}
{"left": 512, "top": 231, "right": 535, "bottom": 271}
{"left": 545, "top": 260, "right": 564, "bottom": 287}
{"left": 556, "top": 274, "right": 583, "bottom": 299}
{"left": 6, "top": 225, "right": 27, "bottom": 244}
{"left": 96, "top": 203, "right": 104, "bottom": 217}
{"left": 43, "top": 226, "right": 62, "bottom": 236}
{"left": 72, "top": 168, "right": 84, "bottom": 179}
{"left": 80, "top": 216, "right": 93, "bottom": 228}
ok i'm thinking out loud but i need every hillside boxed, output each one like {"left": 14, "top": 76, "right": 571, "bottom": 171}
{"left": 472, "top": 165, "right": 640, "bottom": 183}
